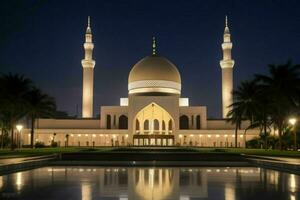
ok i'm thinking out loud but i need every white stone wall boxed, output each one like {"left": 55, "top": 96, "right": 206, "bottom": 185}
{"left": 22, "top": 129, "right": 129, "bottom": 147}
{"left": 35, "top": 119, "right": 100, "bottom": 129}
{"left": 179, "top": 106, "right": 207, "bottom": 129}
{"left": 100, "top": 106, "right": 128, "bottom": 129}
{"left": 207, "top": 119, "right": 251, "bottom": 130}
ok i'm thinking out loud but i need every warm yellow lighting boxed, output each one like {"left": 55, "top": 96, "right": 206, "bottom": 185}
{"left": 190, "top": 134, "right": 194, "bottom": 137}
{"left": 224, "top": 134, "right": 228, "bottom": 137}
{"left": 100, "top": 134, "right": 103, "bottom": 137}
{"left": 16, "top": 172, "right": 22, "bottom": 191}
{"left": 199, "top": 134, "right": 203, "bottom": 137}
{"left": 290, "top": 174, "right": 297, "bottom": 192}
{"left": 240, "top": 135, "right": 243, "bottom": 138}
{"left": 85, "top": 134, "right": 88, "bottom": 137}
{"left": 179, "top": 134, "right": 183, "bottom": 138}
{"left": 16, "top": 124, "right": 23, "bottom": 132}
{"left": 92, "top": 134, "right": 96, "bottom": 137}
{"left": 78, "top": 134, "right": 81, "bottom": 137}
{"left": 71, "top": 134, "right": 74, "bottom": 137}
{"left": 208, "top": 135, "right": 211, "bottom": 138}
{"left": 232, "top": 135, "right": 235, "bottom": 138}
{"left": 216, "top": 134, "right": 220, "bottom": 138}
{"left": 289, "top": 118, "right": 297, "bottom": 126}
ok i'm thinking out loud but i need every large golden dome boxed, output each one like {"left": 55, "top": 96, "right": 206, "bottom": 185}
{"left": 128, "top": 55, "right": 181, "bottom": 95}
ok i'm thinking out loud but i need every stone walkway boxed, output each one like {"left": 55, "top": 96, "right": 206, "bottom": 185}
{"left": 0, "top": 155, "right": 57, "bottom": 175}
{"left": 0, "top": 155, "right": 57, "bottom": 166}
{"left": 247, "top": 155, "right": 300, "bottom": 165}
{"left": 246, "top": 155, "right": 300, "bottom": 174}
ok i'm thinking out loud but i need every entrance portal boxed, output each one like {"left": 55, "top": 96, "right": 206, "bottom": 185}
{"left": 133, "top": 103, "right": 175, "bottom": 146}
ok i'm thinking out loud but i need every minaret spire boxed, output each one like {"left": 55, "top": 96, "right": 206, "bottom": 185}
{"left": 152, "top": 36, "right": 156, "bottom": 55}
{"left": 81, "top": 16, "right": 95, "bottom": 118}
{"left": 220, "top": 15, "right": 235, "bottom": 118}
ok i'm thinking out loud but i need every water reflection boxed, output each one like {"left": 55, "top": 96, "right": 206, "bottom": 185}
{"left": 0, "top": 167, "right": 299, "bottom": 199}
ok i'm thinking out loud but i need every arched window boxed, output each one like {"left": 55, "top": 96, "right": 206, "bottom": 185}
{"left": 136, "top": 119, "right": 140, "bottom": 130}
{"left": 118, "top": 115, "right": 128, "bottom": 129}
{"left": 162, "top": 121, "right": 166, "bottom": 135}
{"left": 154, "top": 119, "right": 159, "bottom": 130}
{"left": 106, "top": 115, "right": 111, "bottom": 129}
{"left": 180, "top": 115, "right": 189, "bottom": 129}
{"left": 168, "top": 120, "right": 173, "bottom": 131}
{"left": 196, "top": 115, "right": 201, "bottom": 129}
{"left": 144, "top": 120, "right": 150, "bottom": 130}
{"left": 162, "top": 121, "right": 166, "bottom": 130}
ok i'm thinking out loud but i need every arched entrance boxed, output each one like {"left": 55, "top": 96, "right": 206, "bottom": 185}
{"left": 133, "top": 103, "right": 175, "bottom": 146}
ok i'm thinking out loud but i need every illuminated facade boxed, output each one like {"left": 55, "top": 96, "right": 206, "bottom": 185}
{"left": 21, "top": 17, "right": 259, "bottom": 147}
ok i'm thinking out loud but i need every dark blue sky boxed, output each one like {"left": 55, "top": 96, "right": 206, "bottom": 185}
{"left": 1, "top": 0, "right": 300, "bottom": 118}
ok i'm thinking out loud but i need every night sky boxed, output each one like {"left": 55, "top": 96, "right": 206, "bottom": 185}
{"left": 1, "top": 0, "right": 300, "bottom": 118}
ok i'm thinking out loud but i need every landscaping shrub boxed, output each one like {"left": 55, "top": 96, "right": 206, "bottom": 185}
{"left": 51, "top": 141, "right": 58, "bottom": 147}
{"left": 35, "top": 141, "right": 45, "bottom": 148}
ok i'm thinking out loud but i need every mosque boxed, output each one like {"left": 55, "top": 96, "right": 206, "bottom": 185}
{"left": 22, "top": 17, "right": 259, "bottom": 147}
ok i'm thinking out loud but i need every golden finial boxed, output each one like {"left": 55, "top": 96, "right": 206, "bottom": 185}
{"left": 86, "top": 16, "right": 92, "bottom": 34}
{"left": 88, "top": 16, "right": 91, "bottom": 28}
{"left": 152, "top": 36, "right": 156, "bottom": 55}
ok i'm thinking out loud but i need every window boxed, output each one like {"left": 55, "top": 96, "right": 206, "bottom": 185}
{"left": 144, "top": 120, "right": 149, "bottom": 134}
{"left": 154, "top": 119, "right": 159, "bottom": 130}
{"left": 179, "top": 115, "right": 189, "bottom": 129}
{"left": 168, "top": 120, "right": 173, "bottom": 132}
{"left": 135, "top": 119, "right": 140, "bottom": 134}
{"left": 196, "top": 115, "right": 201, "bottom": 129}
{"left": 106, "top": 115, "right": 111, "bottom": 129}
{"left": 118, "top": 115, "right": 128, "bottom": 129}
{"left": 162, "top": 121, "right": 166, "bottom": 134}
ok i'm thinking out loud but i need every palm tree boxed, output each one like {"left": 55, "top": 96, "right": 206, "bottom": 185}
{"left": 227, "top": 106, "right": 242, "bottom": 148}
{"left": 0, "top": 74, "right": 32, "bottom": 150}
{"left": 251, "top": 88, "right": 273, "bottom": 149}
{"left": 25, "top": 88, "right": 56, "bottom": 148}
{"left": 227, "top": 80, "right": 260, "bottom": 148}
{"left": 255, "top": 61, "right": 300, "bottom": 149}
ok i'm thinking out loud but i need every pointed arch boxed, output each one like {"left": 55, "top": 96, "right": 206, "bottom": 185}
{"left": 134, "top": 102, "right": 174, "bottom": 135}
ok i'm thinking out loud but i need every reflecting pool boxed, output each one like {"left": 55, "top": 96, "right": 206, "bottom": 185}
{"left": 0, "top": 166, "right": 299, "bottom": 200}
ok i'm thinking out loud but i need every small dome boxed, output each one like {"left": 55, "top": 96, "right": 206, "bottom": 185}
{"left": 128, "top": 55, "right": 181, "bottom": 95}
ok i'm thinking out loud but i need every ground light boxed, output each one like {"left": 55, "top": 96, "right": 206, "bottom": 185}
{"left": 289, "top": 118, "right": 297, "bottom": 151}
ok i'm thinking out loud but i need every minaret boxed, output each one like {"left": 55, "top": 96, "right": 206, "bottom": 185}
{"left": 220, "top": 16, "right": 235, "bottom": 118}
{"left": 81, "top": 16, "right": 95, "bottom": 118}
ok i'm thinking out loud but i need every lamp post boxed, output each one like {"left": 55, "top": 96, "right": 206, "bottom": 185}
{"left": 289, "top": 118, "right": 297, "bottom": 151}
{"left": 16, "top": 125, "right": 23, "bottom": 149}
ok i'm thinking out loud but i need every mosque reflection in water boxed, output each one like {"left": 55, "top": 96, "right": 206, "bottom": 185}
{"left": 0, "top": 167, "right": 299, "bottom": 200}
